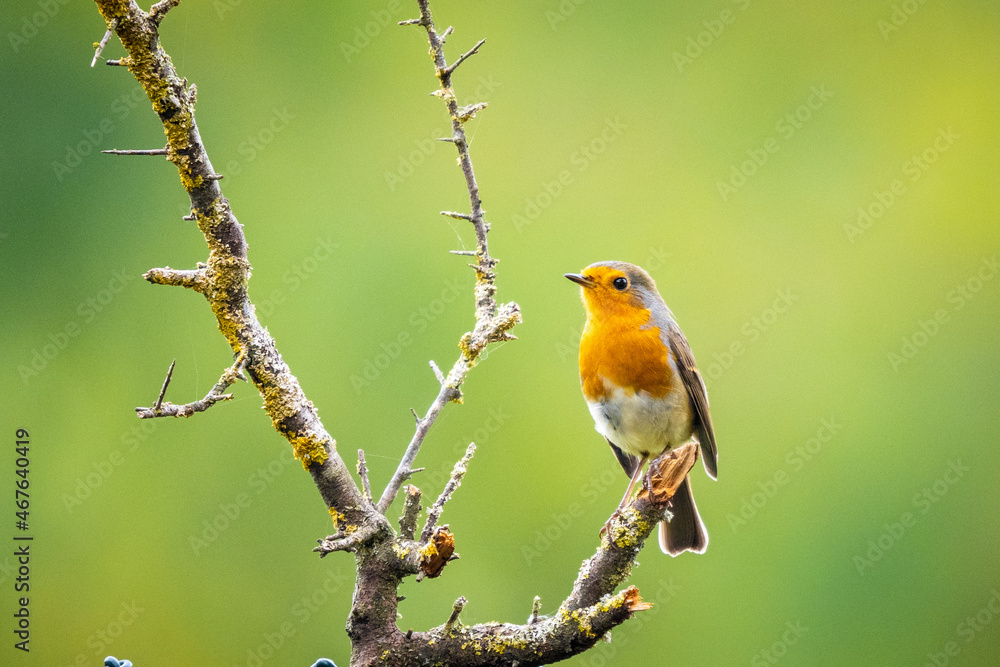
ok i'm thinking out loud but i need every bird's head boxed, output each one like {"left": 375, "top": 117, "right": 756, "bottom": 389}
{"left": 565, "top": 261, "right": 661, "bottom": 321}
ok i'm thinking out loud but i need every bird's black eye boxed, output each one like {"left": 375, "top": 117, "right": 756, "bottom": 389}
{"left": 612, "top": 277, "right": 628, "bottom": 291}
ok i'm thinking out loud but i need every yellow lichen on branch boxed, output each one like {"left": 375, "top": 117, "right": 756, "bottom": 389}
{"left": 287, "top": 432, "right": 330, "bottom": 469}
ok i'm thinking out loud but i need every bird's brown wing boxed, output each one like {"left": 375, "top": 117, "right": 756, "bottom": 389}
{"left": 606, "top": 437, "right": 642, "bottom": 478}
{"left": 664, "top": 320, "right": 718, "bottom": 479}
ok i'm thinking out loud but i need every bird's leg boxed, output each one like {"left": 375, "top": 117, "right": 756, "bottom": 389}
{"left": 600, "top": 455, "right": 648, "bottom": 537}
{"left": 617, "top": 458, "right": 648, "bottom": 511}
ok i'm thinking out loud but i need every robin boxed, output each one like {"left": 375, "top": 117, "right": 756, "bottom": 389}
{"left": 565, "top": 261, "right": 718, "bottom": 556}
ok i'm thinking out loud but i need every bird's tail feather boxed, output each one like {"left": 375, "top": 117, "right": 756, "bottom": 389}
{"left": 658, "top": 476, "right": 708, "bottom": 556}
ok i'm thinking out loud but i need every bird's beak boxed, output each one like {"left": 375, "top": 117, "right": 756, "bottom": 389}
{"left": 564, "top": 273, "right": 595, "bottom": 288}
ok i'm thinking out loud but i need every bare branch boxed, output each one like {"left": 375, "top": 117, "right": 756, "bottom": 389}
{"left": 314, "top": 523, "right": 380, "bottom": 557}
{"left": 357, "top": 450, "right": 373, "bottom": 506}
{"left": 429, "top": 360, "right": 445, "bottom": 384}
{"left": 153, "top": 359, "right": 175, "bottom": 411}
{"left": 102, "top": 147, "right": 168, "bottom": 156}
{"left": 455, "top": 102, "right": 487, "bottom": 123}
{"left": 148, "top": 0, "right": 180, "bottom": 26}
{"left": 444, "top": 38, "right": 486, "bottom": 77}
{"left": 376, "top": 0, "right": 521, "bottom": 514}
{"left": 444, "top": 596, "right": 467, "bottom": 632}
{"left": 421, "top": 443, "right": 475, "bottom": 541}
{"left": 398, "top": 485, "right": 422, "bottom": 540}
{"left": 142, "top": 266, "right": 208, "bottom": 293}
{"left": 135, "top": 353, "right": 246, "bottom": 419}
{"left": 93, "top": 0, "right": 364, "bottom": 514}
{"left": 376, "top": 381, "right": 460, "bottom": 513}
{"left": 527, "top": 596, "right": 542, "bottom": 625}
{"left": 90, "top": 19, "right": 117, "bottom": 67}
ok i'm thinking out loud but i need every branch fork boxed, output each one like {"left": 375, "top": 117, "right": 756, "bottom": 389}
{"left": 135, "top": 352, "right": 246, "bottom": 419}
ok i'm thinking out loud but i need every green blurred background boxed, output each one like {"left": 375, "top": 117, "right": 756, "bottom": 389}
{"left": 2, "top": 0, "right": 999, "bottom": 665}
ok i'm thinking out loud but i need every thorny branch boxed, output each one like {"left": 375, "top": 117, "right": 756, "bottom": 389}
{"left": 93, "top": 0, "right": 364, "bottom": 524}
{"left": 92, "top": 0, "right": 695, "bottom": 664}
{"left": 421, "top": 443, "right": 474, "bottom": 541}
{"left": 375, "top": 0, "right": 522, "bottom": 515}
{"left": 135, "top": 354, "right": 245, "bottom": 419}
{"left": 102, "top": 147, "right": 168, "bottom": 155}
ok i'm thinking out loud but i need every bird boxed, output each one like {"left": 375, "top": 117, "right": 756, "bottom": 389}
{"left": 565, "top": 261, "right": 717, "bottom": 556}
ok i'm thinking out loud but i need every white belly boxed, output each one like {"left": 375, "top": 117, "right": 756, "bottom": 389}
{"left": 587, "top": 375, "right": 693, "bottom": 459}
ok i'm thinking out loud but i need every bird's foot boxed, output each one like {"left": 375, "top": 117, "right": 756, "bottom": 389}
{"left": 599, "top": 510, "right": 623, "bottom": 538}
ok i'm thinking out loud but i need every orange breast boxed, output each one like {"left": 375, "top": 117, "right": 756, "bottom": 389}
{"left": 579, "top": 307, "right": 672, "bottom": 401}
